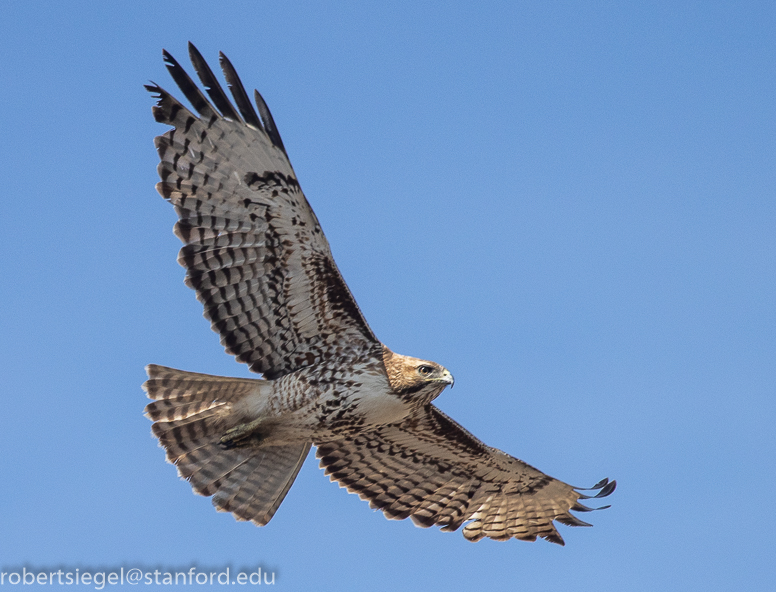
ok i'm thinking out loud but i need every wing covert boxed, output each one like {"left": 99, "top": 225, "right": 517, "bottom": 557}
{"left": 147, "top": 43, "right": 379, "bottom": 379}
{"left": 316, "top": 406, "right": 615, "bottom": 544}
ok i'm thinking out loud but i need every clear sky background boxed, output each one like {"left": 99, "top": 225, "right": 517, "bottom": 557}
{"left": 1, "top": 1, "right": 774, "bottom": 590}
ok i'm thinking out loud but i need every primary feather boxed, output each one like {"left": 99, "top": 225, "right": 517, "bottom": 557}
{"left": 144, "top": 43, "right": 615, "bottom": 544}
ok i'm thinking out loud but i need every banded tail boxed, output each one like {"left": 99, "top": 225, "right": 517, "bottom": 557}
{"left": 143, "top": 365, "right": 311, "bottom": 525}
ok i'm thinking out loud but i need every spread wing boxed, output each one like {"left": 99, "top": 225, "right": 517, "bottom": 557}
{"left": 147, "top": 43, "right": 378, "bottom": 379}
{"left": 316, "top": 406, "right": 615, "bottom": 544}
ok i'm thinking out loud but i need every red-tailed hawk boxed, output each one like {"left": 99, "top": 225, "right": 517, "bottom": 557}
{"left": 144, "top": 43, "right": 615, "bottom": 544}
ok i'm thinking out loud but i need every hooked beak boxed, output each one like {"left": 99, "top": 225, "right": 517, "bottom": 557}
{"left": 440, "top": 369, "right": 455, "bottom": 388}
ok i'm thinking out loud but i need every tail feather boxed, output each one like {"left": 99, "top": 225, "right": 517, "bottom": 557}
{"left": 208, "top": 454, "right": 260, "bottom": 506}
{"left": 144, "top": 364, "right": 259, "bottom": 401}
{"left": 212, "top": 443, "right": 312, "bottom": 525}
{"left": 143, "top": 364, "right": 311, "bottom": 525}
{"left": 146, "top": 398, "right": 227, "bottom": 422}
{"left": 151, "top": 413, "right": 226, "bottom": 461}
{"left": 185, "top": 443, "right": 255, "bottom": 496}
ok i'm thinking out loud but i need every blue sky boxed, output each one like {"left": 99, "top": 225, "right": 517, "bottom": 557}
{"left": 1, "top": 1, "right": 774, "bottom": 590}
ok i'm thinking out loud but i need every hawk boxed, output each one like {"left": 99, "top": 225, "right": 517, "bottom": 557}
{"left": 144, "top": 43, "right": 615, "bottom": 544}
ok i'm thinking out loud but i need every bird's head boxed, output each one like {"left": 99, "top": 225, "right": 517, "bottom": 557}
{"left": 382, "top": 346, "right": 454, "bottom": 405}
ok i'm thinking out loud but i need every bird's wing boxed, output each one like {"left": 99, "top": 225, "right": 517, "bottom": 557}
{"left": 147, "top": 43, "right": 379, "bottom": 379}
{"left": 316, "top": 405, "right": 615, "bottom": 544}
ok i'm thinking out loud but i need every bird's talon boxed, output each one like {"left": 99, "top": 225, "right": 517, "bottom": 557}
{"left": 220, "top": 419, "right": 263, "bottom": 448}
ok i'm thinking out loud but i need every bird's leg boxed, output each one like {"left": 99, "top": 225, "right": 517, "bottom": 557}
{"left": 220, "top": 418, "right": 264, "bottom": 449}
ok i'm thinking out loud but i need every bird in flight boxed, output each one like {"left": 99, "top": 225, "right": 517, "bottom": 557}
{"left": 144, "top": 43, "right": 615, "bottom": 544}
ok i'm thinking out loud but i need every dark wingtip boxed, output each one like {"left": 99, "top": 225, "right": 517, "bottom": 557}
{"left": 253, "top": 89, "right": 287, "bottom": 154}
{"left": 557, "top": 512, "right": 593, "bottom": 528}
{"left": 597, "top": 479, "right": 617, "bottom": 498}
{"left": 574, "top": 477, "right": 616, "bottom": 512}
{"left": 161, "top": 50, "right": 183, "bottom": 81}
{"left": 187, "top": 42, "right": 241, "bottom": 121}
{"left": 542, "top": 529, "right": 566, "bottom": 546}
{"left": 153, "top": 44, "right": 289, "bottom": 158}
{"left": 571, "top": 501, "right": 595, "bottom": 512}
{"left": 145, "top": 82, "right": 174, "bottom": 122}
{"left": 161, "top": 47, "right": 217, "bottom": 119}
{"left": 218, "top": 51, "right": 263, "bottom": 129}
{"left": 576, "top": 478, "right": 616, "bottom": 496}
{"left": 187, "top": 41, "right": 202, "bottom": 63}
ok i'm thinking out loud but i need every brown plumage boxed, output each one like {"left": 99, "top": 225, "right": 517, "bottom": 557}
{"left": 143, "top": 43, "right": 615, "bottom": 544}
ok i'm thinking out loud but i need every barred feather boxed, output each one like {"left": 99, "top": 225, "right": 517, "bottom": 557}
{"left": 143, "top": 365, "right": 310, "bottom": 525}
{"left": 146, "top": 44, "right": 378, "bottom": 380}
{"left": 145, "top": 45, "right": 615, "bottom": 543}
{"left": 317, "top": 406, "right": 615, "bottom": 545}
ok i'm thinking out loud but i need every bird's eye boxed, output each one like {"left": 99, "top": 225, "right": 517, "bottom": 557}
{"left": 418, "top": 365, "right": 434, "bottom": 376}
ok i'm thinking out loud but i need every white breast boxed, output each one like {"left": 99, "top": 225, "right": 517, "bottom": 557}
{"left": 331, "top": 367, "right": 411, "bottom": 427}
